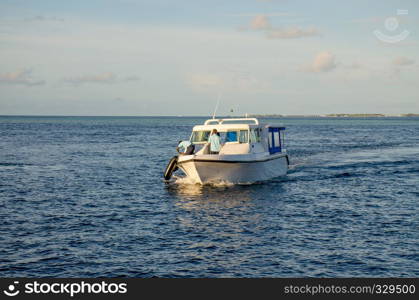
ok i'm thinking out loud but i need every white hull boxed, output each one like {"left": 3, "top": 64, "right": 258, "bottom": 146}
{"left": 177, "top": 153, "right": 288, "bottom": 184}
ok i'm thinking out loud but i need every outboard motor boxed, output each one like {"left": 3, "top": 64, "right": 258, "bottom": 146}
{"left": 163, "top": 156, "right": 178, "bottom": 180}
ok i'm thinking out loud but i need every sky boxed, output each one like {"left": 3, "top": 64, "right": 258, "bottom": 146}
{"left": 0, "top": 0, "right": 418, "bottom": 116}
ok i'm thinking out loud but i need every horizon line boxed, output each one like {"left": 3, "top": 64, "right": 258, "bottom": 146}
{"left": 1, "top": 113, "right": 418, "bottom": 118}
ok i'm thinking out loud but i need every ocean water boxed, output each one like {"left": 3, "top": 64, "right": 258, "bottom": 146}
{"left": 0, "top": 116, "right": 418, "bottom": 277}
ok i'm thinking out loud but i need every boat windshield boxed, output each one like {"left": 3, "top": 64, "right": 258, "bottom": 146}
{"left": 191, "top": 131, "right": 211, "bottom": 143}
{"left": 191, "top": 130, "right": 249, "bottom": 144}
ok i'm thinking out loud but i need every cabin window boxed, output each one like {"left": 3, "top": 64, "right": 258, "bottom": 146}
{"left": 249, "top": 128, "right": 260, "bottom": 143}
{"left": 191, "top": 131, "right": 210, "bottom": 143}
{"left": 239, "top": 130, "right": 248, "bottom": 143}
{"left": 274, "top": 131, "right": 280, "bottom": 147}
{"left": 226, "top": 131, "right": 238, "bottom": 142}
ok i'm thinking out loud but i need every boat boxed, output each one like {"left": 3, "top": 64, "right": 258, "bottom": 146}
{"left": 164, "top": 117, "right": 289, "bottom": 184}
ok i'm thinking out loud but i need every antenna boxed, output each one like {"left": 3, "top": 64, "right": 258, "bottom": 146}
{"left": 212, "top": 90, "right": 222, "bottom": 119}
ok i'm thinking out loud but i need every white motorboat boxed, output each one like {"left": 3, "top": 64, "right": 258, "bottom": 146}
{"left": 164, "top": 117, "right": 289, "bottom": 184}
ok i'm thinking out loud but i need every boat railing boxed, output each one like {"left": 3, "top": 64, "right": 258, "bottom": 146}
{"left": 204, "top": 118, "right": 259, "bottom": 125}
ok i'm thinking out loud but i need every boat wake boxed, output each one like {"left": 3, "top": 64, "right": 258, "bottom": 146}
{"left": 172, "top": 175, "right": 236, "bottom": 187}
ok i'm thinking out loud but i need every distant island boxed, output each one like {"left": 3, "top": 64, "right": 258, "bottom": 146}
{"left": 247, "top": 113, "right": 419, "bottom": 118}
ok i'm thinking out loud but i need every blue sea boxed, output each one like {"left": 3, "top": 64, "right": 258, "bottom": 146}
{"left": 0, "top": 116, "right": 418, "bottom": 277}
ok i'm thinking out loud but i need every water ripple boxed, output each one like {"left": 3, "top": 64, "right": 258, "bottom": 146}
{"left": 0, "top": 116, "right": 418, "bottom": 277}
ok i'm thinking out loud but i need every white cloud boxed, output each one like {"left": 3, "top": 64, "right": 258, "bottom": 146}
{"left": 307, "top": 51, "right": 337, "bottom": 72}
{"left": 123, "top": 75, "right": 141, "bottom": 82}
{"left": 350, "top": 15, "right": 410, "bottom": 25}
{"left": 24, "top": 15, "right": 64, "bottom": 22}
{"left": 224, "top": 12, "right": 294, "bottom": 17}
{"left": 0, "top": 69, "right": 45, "bottom": 86}
{"left": 393, "top": 57, "right": 415, "bottom": 66}
{"left": 243, "top": 14, "right": 320, "bottom": 39}
{"left": 62, "top": 72, "right": 115, "bottom": 85}
{"left": 186, "top": 73, "right": 223, "bottom": 90}
{"left": 250, "top": 15, "right": 271, "bottom": 30}
{"left": 349, "top": 17, "right": 383, "bottom": 24}
{"left": 61, "top": 72, "right": 139, "bottom": 86}
{"left": 346, "top": 62, "right": 363, "bottom": 70}
{"left": 267, "top": 27, "right": 319, "bottom": 39}
{"left": 185, "top": 71, "right": 271, "bottom": 94}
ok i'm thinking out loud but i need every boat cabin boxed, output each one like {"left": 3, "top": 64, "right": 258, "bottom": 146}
{"left": 190, "top": 118, "right": 285, "bottom": 155}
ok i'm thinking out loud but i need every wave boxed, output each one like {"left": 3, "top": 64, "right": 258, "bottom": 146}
{"left": 0, "top": 162, "right": 33, "bottom": 167}
{"left": 172, "top": 175, "right": 238, "bottom": 187}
